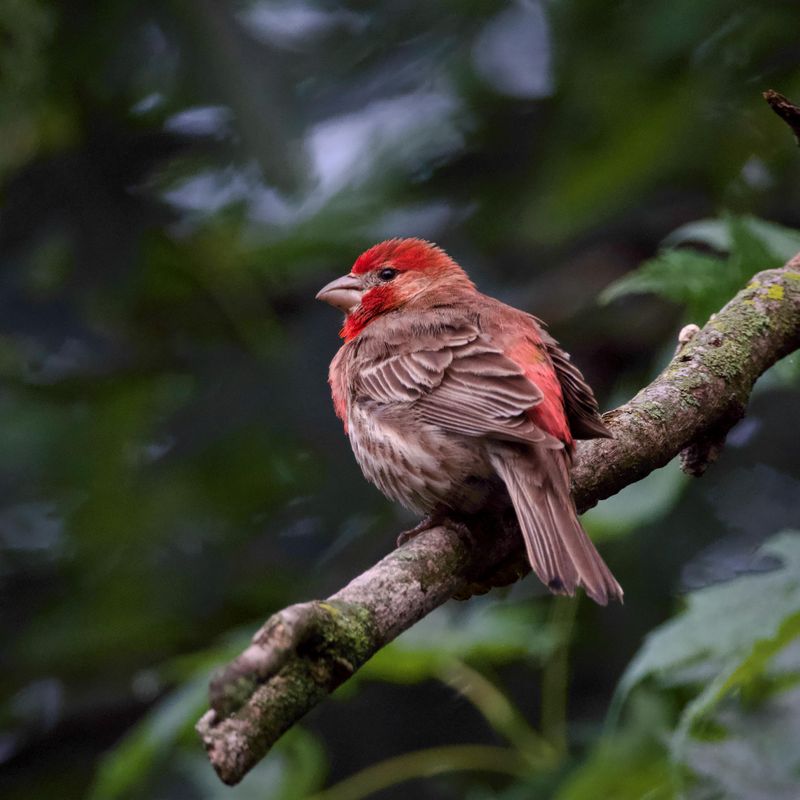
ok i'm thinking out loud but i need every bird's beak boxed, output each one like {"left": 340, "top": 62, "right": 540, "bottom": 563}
{"left": 316, "top": 273, "right": 364, "bottom": 313}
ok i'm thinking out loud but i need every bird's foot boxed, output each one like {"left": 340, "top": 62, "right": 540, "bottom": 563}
{"left": 396, "top": 515, "right": 438, "bottom": 546}
{"left": 396, "top": 513, "right": 473, "bottom": 547}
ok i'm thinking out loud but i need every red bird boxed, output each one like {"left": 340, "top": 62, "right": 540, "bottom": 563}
{"left": 317, "top": 239, "right": 622, "bottom": 605}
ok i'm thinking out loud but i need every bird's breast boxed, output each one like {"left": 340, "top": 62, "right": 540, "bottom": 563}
{"left": 347, "top": 400, "right": 493, "bottom": 514}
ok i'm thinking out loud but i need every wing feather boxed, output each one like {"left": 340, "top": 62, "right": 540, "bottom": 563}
{"left": 541, "top": 332, "right": 611, "bottom": 439}
{"left": 354, "top": 326, "right": 557, "bottom": 445}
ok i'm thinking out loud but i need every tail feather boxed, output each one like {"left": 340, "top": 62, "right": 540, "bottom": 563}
{"left": 489, "top": 447, "right": 623, "bottom": 605}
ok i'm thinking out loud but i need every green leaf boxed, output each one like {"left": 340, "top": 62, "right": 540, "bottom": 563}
{"left": 556, "top": 693, "right": 675, "bottom": 800}
{"left": 599, "top": 249, "right": 728, "bottom": 322}
{"left": 86, "top": 631, "right": 251, "bottom": 799}
{"left": 606, "top": 531, "right": 800, "bottom": 799}
{"left": 88, "top": 676, "right": 210, "bottom": 800}
{"left": 670, "top": 612, "right": 800, "bottom": 783}
{"left": 675, "top": 684, "right": 800, "bottom": 800}
{"left": 616, "top": 531, "right": 800, "bottom": 701}
{"left": 736, "top": 216, "right": 800, "bottom": 263}
{"left": 600, "top": 214, "right": 799, "bottom": 322}
{"left": 662, "top": 219, "right": 732, "bottom": 251}
{"left": 662, "top": 214, "right": 800, "bottom": 263}
{"left": 89, "top": 658, "right": 326, "bottom": 800}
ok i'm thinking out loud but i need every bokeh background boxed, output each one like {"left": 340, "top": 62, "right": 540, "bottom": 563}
{"left": 2, "top": 2, "right": 800, "bottom": 799}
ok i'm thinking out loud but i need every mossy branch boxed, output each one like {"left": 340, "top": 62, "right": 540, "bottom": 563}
{"left": 197, "top": 256, "right": 800, "bottom": 785}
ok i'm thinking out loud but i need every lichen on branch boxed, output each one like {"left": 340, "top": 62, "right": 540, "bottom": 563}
{"left": 197, "top": 255, "right": 800, "bottom": 786}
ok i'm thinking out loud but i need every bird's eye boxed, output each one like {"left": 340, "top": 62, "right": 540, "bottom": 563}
{"left": 378, "top": 267, "right": 398, "bottom": 281}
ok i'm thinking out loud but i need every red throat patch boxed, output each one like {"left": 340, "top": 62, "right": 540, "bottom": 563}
{"left": 340, "top": 285, "right": 398, "bottom": 341}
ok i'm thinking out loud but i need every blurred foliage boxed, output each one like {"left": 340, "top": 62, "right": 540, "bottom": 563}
{"left": 583, "top": 462, "right": 689, "bottom": 542}
{"left": 601, "top": 213, "right": 800, "bottom": 322}
{"left": 578, "top": 531, "right": 800, "bottom": 800}
{"left": 2, "top": 1, "right": 800, "bottom": 799}
{"left": 358, "top": 601, "right": 561, "bottom": 684}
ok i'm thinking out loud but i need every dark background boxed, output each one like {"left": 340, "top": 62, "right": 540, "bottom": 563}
{"left": 2, "top": 2, "right": 800, "bottom": 798}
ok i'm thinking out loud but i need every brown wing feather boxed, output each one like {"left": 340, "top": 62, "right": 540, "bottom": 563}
{"left": 541, "top": 331, "right": 611, "bottom": 440}
{"left": 489, "top": 445, "right": 623, "bottom": 605}
{"left": 355, "top": 327, "right": 560, "bottom": 446}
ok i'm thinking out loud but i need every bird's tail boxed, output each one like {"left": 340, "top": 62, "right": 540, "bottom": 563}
{"left": 489, "top": 447, "right": 623, "bottom": 605}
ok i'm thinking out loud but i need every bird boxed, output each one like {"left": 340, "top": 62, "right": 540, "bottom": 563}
{"left": 316, "top": 238, "right": 622, "bottom": 605}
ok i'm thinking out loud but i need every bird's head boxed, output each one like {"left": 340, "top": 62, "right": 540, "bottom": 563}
{"left": 316, "top": 238, "right": 475, "bottom": 341}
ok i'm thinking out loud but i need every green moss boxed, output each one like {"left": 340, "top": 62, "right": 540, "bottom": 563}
{"left": 640, "top": 401, "right": 666, "bottom": 422}
{"left": 322, "top": 600, "right": 377, "bottom": 665}
{"left": 766, "top": 284, "right": 785, "bottom": 300}
{"left": 701, "top": 301, "right": 772, "bottom": 381}
{"left": 318, "top": 601, "right": 343, "bottom": 618}
{"left": 666, "top": 367, "right": 706, "bottom": 408}
{"left": 215, "top": 674, "right": 261, "bottom": 715}
{"left": 681, "top": 391, "right": 700, "bottom": 408}
{"left": 683, "top": 373, "right": 705, "bottom": 390}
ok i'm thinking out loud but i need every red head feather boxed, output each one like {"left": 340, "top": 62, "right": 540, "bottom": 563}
{"left": 341, "top": 239, "right": 474, "bottom": 342}
{"left": 352, "top": 238, "right": 458, "bottom": 276}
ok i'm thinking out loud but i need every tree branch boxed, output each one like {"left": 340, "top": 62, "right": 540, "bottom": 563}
{"left": 764, "top": 89, "right": 800, "bottom": 146}
{"left": 197, "top": 256, "right": 800, "bottom": 785}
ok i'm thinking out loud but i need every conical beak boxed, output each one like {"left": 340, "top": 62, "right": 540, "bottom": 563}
{"left": 316, "top": 273, "right": 364, "bottom": 313}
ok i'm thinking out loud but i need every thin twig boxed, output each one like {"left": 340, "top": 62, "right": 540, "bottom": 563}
{"left": 541, "top": 596, "right": 578, "bottom": 756}
{"left": 764, "top": 89, "right": 800, "bottom": 146}
{"left": 440, "top": 659, "right": 557, "bottom": 765}
{"left": 307, "top": 744, "right": 530, "bottom": 800}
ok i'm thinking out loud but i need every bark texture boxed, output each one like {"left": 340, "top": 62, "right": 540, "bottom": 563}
{"left": 764, "top": 89, "right": 800, "bottom": 146}
{"left": 197, "top": 256, "right": 800, "bottom": 785}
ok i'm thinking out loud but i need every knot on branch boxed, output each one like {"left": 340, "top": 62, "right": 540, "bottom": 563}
{"left": 679, "top": 402, "right": 746, "bottom": 477}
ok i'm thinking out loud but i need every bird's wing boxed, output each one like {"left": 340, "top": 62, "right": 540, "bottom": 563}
{"left": 541, "top": 330, "right": 612, "bottom": 439}
{"left": 328, "top": 346, "right": 350, "bottom": 431}
{"left": 356, "top": 323, "right": 560, "bottom": 446}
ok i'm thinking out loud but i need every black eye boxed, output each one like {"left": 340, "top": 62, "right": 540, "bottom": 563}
{"left": 378, "top": 267, "right": 398, "bottom": 281}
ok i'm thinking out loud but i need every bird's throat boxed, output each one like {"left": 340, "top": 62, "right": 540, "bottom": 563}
{"left": 339, "top": 285, "right": 399, "bottom": 341}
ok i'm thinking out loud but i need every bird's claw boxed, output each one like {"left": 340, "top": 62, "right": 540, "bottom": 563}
{"left": 396, "top": 514, "right": 474, "bottom": 547}
{"left": 396, "top": 515, "right": 436, "bottom": 546}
